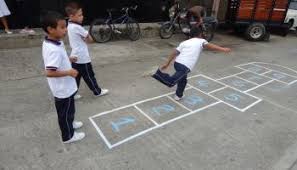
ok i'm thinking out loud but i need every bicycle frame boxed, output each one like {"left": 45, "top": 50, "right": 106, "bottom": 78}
{"left": 105, "top": 9, "right": 131, "bottom": 30}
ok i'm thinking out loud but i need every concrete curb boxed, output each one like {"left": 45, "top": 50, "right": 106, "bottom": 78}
{"left": 0, "top": 23, "right": 162, "bottom": 49}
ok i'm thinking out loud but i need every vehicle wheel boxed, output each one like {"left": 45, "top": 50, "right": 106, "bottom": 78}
{"left": 159, "top": 22, "right": 175, "bottom": 39}
{"left": 245, "top": 23, "right": 266, "bottom": 41}
{"left": 89, "top": 19, "right": 112, "bottom": 43}
{"left": 288, "top": 20, "right": 294, "bottom": 29}
{"left": 126, "top": 18, "right": 141, "bottom": 41}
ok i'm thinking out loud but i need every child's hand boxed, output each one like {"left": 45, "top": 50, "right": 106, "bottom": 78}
{"left": 68, "top": 69, "right": 79, "bottom": 78}
{"left": 69, "top": 56, "right": 78, "bottom": 63}
{"left": 223, "top": 48, "right": 231, "bottom": 53}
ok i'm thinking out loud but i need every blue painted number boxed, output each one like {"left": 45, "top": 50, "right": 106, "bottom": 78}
{"left": 110, "top": 116, "right": 136, "bottom": 132}
{"left": 152, "top": 104, "right": 175, "bottom": 116}
{"left": 224, "top": 93, "right": 242, "bottom": 102}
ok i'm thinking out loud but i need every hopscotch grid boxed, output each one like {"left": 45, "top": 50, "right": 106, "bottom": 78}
{"left": 244, "top": 80, "right": 275, "bottom": 93}
{"left": 236, "top": 67, "right": 289, "bottom": 85}
{"left": 134, "top": 105, "right": 159, "bottom": 126}
{"left": 234, "top": 75, "right": 260, "bottom": 86}
{"left": 235, "top": 73, "right": 273, "bottom": 85}
{"left": 235, "top": 64, "right": 272, "bottom": 74}
{"left": 252, "top": 63, "right": 297, "bottom": 79}
{"left": 208, "top": 86, "right": 228, "bottom": 94}
{"left": 216, "top": 71, "right": 247, "bottom": 81}
{"left": 199, "top": 74, "right": 262, "bottom": 101}
{"left": 251, "top": 62, "right": 297, "bottom": 75}
{"left": 217, "top": 76, "right": 259, "bottom": 92}
{"left": 91, "top": 87, "right": 191, "bottom": 119}
{"left": 89, "top": 117, "right": 112, "bottom": 149}
{"left": 263, "top": 70, "right": 297, "bottom": 83}
{"left": 261, "top": 70, "right": 294, "bottom": 84}
{"left": 90, "top": 63, "right": 297, "bottom": 149}
{"left": 188, "top": 74, "right": 203, "bottom": 79}
{"left": 110, "top": 101, "right": 221, "bottom": 149}
{"left": 167, "top": 96, "right": 192, "bottom": 112}
{"left": 187, "top": 83, "right": 261, "bottom": 112}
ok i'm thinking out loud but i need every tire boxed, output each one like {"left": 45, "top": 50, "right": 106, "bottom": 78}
{"left": 159, "top": 21, "right": 175, "bottom": 39}
{"left": 288, "top": 20, "right": 294, "bottom": 29}
{"left": 89, "top": 19, "right": 112, "bottom": 43}
{"left": 245, "top": 23, "right": 266, "bottom": 41}
{"left": 202, "top": 23, "right": 214, "bottom": 42}
{"left": 126, "top": 18, "right": 141, "bottom": 41}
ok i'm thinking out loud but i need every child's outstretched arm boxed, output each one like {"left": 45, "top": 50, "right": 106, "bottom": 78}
{"left": 160, "top": 50, "right": 179, "bottom": 70}
{"left": 204, "top": 43, "right": 231, "bottom": 53}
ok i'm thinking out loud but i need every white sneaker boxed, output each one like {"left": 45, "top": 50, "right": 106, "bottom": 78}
{"left": 63, "top": 132, "right": 85, "bottom": 144}
{"left": 73, "top": 121, "right": 83, "bottom": 129}
{"left": 74, "top": 94, "right": 82, "bottom": 100}
{"left": 96, "top": 89, "right": 109, "bottom": 97}
{"left": 174, "top": 95, "right": 182, "bottom": 101}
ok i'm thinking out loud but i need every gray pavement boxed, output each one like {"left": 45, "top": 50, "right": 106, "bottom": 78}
{"left": 1, "top": 32, "right": 297, "bottom": 170}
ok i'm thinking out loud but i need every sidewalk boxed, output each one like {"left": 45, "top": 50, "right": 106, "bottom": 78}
{"left": 0, "top": 23, "right": 161, "bottom": 49}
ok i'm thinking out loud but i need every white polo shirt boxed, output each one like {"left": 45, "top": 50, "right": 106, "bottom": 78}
{"left": 175, "top": 37, "right": 208, "bottom": 70}
{"left": 67, "top": 21, "right": 91, "bottom": 64}
{"left": 42, "top": 38, "right": 78, "bottom": 98}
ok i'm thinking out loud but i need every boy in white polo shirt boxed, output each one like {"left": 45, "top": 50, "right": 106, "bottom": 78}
{"left": 41, "top": 11, "right": 85, "bottom": 144}
{"left": 65, "top": 2, "right": 109, "bottom": 100}
{"left": 152, "top": 27, "right": 231, "bottom": 100}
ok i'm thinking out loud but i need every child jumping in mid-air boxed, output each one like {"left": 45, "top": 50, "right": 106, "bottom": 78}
{"left": 65, "top": 2, "right": 109, "bottom": 100}
{"left": 152, "top": 27, "right": 231, "bottom": 100}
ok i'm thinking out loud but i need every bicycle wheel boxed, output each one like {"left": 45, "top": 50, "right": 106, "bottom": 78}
{"left": 89, "top": 19, "right": 112, "bottom": 43}
{"left": 126, "top": 17, "right": 141, "bottom": 41}
{"left": 159, "top": 22, "right": 175, "bottom": 39}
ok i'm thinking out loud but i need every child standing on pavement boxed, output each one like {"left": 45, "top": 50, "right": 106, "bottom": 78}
{"left": 152, "top": 27, "right": 231, "bottom": 100}
{"left": 41, "top": 11, "right": 85, "bottom": 144}
{"left": 65, "top": 2, "right": 109, "bottom": 100}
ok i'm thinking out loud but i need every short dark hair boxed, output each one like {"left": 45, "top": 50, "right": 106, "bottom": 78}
{"left": 65, "top": 2, "right": 81, "bottom": 16}
{"left": 41, "top": 11, "right": 65, "bottom": 33}
{"left": 190, "top": 26, "right": 202, "bottom": 38}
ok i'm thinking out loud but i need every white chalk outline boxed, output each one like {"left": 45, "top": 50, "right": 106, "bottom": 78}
{"left": 237, "top": 62, "right": 297, "bottom": 85}
{"left": 89, "top": 117, "right": 112, "bottom": 149}
{"left": 235, "top": 64, "right": 271, "bottom": 74}
{"left": 217, "top": 75, "right": 259, "bottom": 92}
{"left": 90, "top": 62, "right": 297, "bottom": 149}
{"left": 262, "top": 70, "right": 297, "bottom": 84}
{"left": 134, "top": 105, "right": 159, "bottom": 126}
{"left": 235, "top": 71, "right": 273, "bottom": 85}
{"left": 187, "top": 74, "right": 227, "bottom": 93}
{"left": 89, "top": 86, "right": 221, "bottom": 149}
{"left": 110, "top": 101, "right": 221, "bottom": 149}
{"left": 187, "top": 74, "right": 262, "bottom": 112}
{"left": 252, "top": 62, "right": 297, "bottom": 79}
{"left": 236, "top": 66, "right": 289, "bottom": 85}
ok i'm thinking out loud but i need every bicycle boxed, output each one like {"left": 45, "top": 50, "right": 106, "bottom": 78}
{"left": 89, "top": 6, "right": 141, "bottom": 43}
{"left": 159, "top": 2, "right": 217, "bottom": 42}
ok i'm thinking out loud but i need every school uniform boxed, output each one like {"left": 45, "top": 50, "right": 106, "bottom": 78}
{"left": 0, "top": 0, "right": 11, "bottom": 17}
{"left": 153, "top": 37, "right": 208, "bottom": 97}
{"left": 42, "top": 37, "right": 78, "bottom": 142}
{"left": 67, "top": 21, "right": 102, "bottom": 95}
